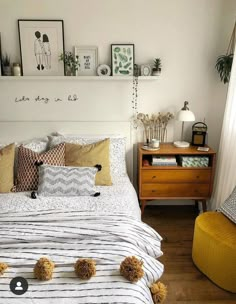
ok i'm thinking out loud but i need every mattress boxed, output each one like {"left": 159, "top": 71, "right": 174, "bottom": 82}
{"left": 0, "top": 175, "right": 164, "bottom": 303}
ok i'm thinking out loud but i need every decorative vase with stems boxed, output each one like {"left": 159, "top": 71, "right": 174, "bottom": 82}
{"left": 135, "top": 112, "right": 174, "bottom": 144}
{"left": 59, "top": 51, "right": 80, "bottom": 76}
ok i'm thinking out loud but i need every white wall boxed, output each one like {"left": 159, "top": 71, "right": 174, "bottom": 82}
{"left": 0, "top": 0, "right": 235, "bottom": 148}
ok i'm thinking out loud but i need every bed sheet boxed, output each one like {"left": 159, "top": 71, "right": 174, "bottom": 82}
{"left": 0, "top": 175, "right": 141, "bottom": 220}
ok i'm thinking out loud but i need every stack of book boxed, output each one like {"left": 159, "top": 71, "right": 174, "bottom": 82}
{"left": 152, "top": 155, "right": 177, "bottom": 166}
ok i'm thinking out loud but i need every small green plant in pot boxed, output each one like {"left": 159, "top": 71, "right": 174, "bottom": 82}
{"left": 215, "top": 21, "right": 235, "bottom": 84}
{"left": 2, "top": 54, "right": 11, "bottom": 76}
{"left": 152, "top": 58, "right": 162, "bottom": 76}
{"left": 59, "top": 51, "right": 80, "bottom": 76}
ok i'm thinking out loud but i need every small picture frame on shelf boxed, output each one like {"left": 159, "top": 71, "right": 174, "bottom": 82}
{"left": 141, "top": 64, "right": 152, "bottom": 76}
{"left": 111, "top": 44, "right": 134, "bottom": 76}
{"left": 74, "top": 46, "right": 98, "bottom": 76}
{"left": 18, "top": 19, "right": 65, "bottom": 76}
{"left": 97, "top": 64, "right": 111, "bottom": 76}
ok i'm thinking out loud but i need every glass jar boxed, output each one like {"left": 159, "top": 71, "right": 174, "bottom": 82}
{"left": 13, "top": 63, "right": 22, "bottom": 76}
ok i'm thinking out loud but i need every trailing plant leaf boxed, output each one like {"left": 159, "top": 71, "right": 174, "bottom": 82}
{"left": 115, "top": 66, "right": 119, "bottom": 74}
{"left": 127, "top": 48, "right": 131, "bottom": 56}
{"left": 114, "top": 47, "right": 120, "bottom": 52}
{"left": 119, "top": 62, "right": 122, "bottom": 68}
{"left": 215, "top": 54, "right": 233, "bottom": 84}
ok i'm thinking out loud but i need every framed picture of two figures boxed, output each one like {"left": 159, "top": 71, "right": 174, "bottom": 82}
{"left": 18, "top": 19, "right": 65, "bottom": 76}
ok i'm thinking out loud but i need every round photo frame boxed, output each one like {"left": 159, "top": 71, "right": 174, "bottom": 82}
{"left": 97, "top": 64, "right": 111, "bottom": 76}
{"left": 141, "top": 64, "right": 152, "bottom": 76}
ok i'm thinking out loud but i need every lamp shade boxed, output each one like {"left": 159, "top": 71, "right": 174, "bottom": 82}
{"left": 176, "top": 110, "right": 195, "bottom": 122}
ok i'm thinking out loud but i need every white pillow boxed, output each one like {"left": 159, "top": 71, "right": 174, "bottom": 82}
{"left": 20, "top": 137, "right": 49, "bottom": 153}
{"left": 48, "top": 135, "right": 127, "bottom": 178}
{"left": 38, "top": 164, "right": 99, "bottom": 197}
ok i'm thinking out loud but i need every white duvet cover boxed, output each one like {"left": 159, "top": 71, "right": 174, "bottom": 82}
{"left": 0, "top": 176, "right": 164, "bottom": 304}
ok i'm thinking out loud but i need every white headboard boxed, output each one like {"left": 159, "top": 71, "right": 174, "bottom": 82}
{"left": 0, "top": 121, "right": 133, "bottom": 181}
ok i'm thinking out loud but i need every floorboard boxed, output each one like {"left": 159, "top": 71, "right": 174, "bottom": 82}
{"left": 142, "top": 205, "right": 236, "bottom": 304}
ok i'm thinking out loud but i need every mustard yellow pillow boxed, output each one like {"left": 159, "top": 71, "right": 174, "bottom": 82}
{"left": 0, "top": 143, "right": 15, "bottom": 193}
{"left": 65, "top": 139, "right": 112, "bottom": 186}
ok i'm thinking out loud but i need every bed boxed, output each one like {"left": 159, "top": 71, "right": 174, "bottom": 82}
{"left": 0, "top": 122, "right": 164, "bottom": 304}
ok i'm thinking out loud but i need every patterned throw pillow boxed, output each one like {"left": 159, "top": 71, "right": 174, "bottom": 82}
{"left": 38, "top": 164, "right": 99, "bottom": 197}
{"left": 219, "top": 186, "right": 236, "bottom": 224}
{"left": 16, "top": 143, "right": 65, "bottom": 192}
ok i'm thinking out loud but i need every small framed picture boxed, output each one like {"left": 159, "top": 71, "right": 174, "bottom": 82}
{"left": 74, "top": 46, "right": 98, "bottom": 76}
{"left": 18, "top": 19, "right": 65, "bottom": 76}
{"left": 141, "top": 64, "right": 152, "bottom": 76}
{"left": 111, "top": 44, "right": 134, "bottom": 76}
{"left": 97, "top": 64, "right": 111, "bottom": 76}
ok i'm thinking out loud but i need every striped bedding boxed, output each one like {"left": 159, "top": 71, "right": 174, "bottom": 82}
{"left": 0, "top": 209, "right": 164, "bottom": 304}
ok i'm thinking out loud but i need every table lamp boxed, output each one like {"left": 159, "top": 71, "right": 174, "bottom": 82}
{"left": 174, "top": 101, "right": 195, "bottom": 148}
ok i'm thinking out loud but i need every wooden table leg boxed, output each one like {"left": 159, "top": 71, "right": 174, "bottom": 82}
{"left": 141, "top": 200, "right": 147, "bottom": 215}
{"left": 201, "top": 200, "right": 207, "bottom": 212}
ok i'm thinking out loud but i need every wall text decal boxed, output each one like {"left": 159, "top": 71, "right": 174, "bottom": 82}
{"left": 15, "top": 94, "right": 79, "bottom": 104}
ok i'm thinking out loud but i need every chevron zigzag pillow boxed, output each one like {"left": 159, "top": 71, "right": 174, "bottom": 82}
{"left": 219, "top": 186, "right": 236, "bottom": 224}
{"left": 38, "top": 164, "right": 99, "bottom": 196}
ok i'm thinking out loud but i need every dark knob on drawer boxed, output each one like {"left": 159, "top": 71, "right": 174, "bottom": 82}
{"left": 151, "top": 190, "right": 157, "bottom": 193}
{"left": 152, "top": 176, "right": 157, "bottom": 179}
{"left": 196, "top": 175, "right": 200, "bottom": 179}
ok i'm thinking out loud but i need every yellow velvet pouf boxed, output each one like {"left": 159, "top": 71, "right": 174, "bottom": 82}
{"left": 192, "top": 211, "right": 236, "bottom": 292}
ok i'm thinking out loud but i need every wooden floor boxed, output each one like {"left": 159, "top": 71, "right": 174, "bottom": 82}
{"left": 142, "top": 205, "right": 236, "bottom": 304}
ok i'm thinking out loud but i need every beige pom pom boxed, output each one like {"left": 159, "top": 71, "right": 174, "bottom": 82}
{"left": 74, "top": 258, "right": 96, "bottom": 280}
{"left": 120, "top": 256, "right": 144, "bottom": 282}
{"left": 0, "top": 263, "right": 8, "bottom": 276}
{"left": 34, "top": 257, "right": 55, "bottom": 281}
{"left": 150, "top": 281, "right": 167, "bottom": 303}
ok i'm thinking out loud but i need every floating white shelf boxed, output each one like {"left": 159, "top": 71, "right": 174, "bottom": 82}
{"left": 0, "top": 76, "right": 159, "bottom": 81}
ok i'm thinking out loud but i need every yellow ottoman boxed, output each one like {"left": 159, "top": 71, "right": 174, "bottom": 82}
{"left": 192, "top": 211, "right": 236, "bottom": 292}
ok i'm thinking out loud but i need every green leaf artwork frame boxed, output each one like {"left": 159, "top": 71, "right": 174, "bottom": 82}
{"left": 111, "top": 44, "right": 135, "bottom": 76}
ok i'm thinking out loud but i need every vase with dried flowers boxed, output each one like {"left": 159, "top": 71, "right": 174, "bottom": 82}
{"left": 135, "top": 112, "right": 174, "bottom": 144}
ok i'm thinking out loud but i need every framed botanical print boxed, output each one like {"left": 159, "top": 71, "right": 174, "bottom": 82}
{"left": 74, "top": 46, "right": 98, "bottom": 76}
{"left": 18, "top": 19, "right": 65, "bottom": 76}
{"left": 111, "top": 44, "right": 135, "bottom": 76}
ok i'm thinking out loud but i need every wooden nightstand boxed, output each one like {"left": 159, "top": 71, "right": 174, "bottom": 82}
{"left": 138, "top": 143, "right": 216, "bottom": 214}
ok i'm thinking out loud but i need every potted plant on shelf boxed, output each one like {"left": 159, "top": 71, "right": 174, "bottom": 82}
{"left": 152, "top": 58, "right": 162, "bottom": 76}
{"left": 59, "top": 51, "right": 80, "bottom": 76}
{"left": 2, "top": 54, "right": 11, "bottom": 76}
{"left": 215, "top": 21, "right": 235, "bottom": 84}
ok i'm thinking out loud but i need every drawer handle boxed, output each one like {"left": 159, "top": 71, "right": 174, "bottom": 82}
{"left": 152, "top": 176, "right": 157, "bottom": 179}
{"left": 196, "top": 176, "right": 200, "bottom": 179}
{"left": 151, "top": 190, "right": 157, "bottom": 193}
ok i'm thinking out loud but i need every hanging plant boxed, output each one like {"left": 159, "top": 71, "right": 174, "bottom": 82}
{"left": 215, "top": 22, "right": 235, "bottom": 84}
{"left": 131, "top": 64, "right": 139, "bottom": 116}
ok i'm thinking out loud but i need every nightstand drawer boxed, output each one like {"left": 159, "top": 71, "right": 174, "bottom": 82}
{"left": 141, "top": 183, "right": 210, "bottom": 197}
{"left": 141, "top": 170, "right": 211, "bottom": 183}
